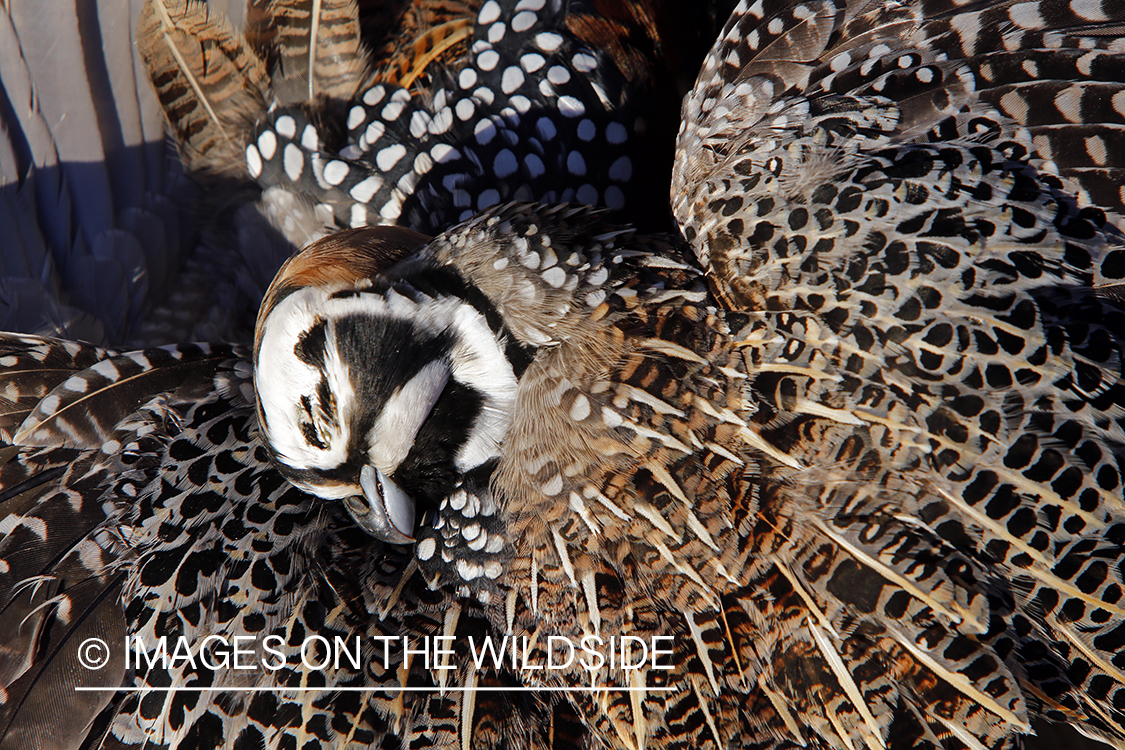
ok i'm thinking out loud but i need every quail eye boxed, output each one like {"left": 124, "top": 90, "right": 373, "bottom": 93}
{"left": 342, "top": 465, "right": 416, "bottom": 545}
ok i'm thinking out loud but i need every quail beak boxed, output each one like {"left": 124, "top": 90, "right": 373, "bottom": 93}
{"left": 346, "top": 465, "right": 416, "bottom": 545}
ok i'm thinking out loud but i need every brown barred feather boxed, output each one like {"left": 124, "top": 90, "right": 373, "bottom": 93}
{"left": 137, "top": 0, "right": 268, "bottom": 177}
{"left": 367, "top": 0, "right": 480, "bottom": 93}
{"left": 245, "top": 0, "right": 371, "bottom": 104}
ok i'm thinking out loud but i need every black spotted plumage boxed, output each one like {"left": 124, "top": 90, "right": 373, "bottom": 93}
{"left": 138, "top": 0, "right": 698, "bottom": 247}
{"left": 248, "top": 193, "right": 1125, "bottom": 750}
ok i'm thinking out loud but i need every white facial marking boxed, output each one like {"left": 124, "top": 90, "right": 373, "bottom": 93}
{"left": 256, "top": 287, "right": 356, "bottom": 472}
{"left": 366, "top": 360, "right": 450, "bottom": 473}
{"left": 258, "top": 279, "right": 520, "bottom": 504}
{"left": 446, "top": 305, "right": 519, "bottom": 472}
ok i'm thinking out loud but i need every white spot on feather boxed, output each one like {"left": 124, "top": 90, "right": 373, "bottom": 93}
{"left": 257, "top": 130, "right": 277, "bottom": 160}
{"left": 535, "top": 32, "right": 563, "bottom": 50}
{"left": 512, "top": 11, "right": 536, "bottom": 32}
{"left": 246, "top": 145, "right": 262, "bottom": 177}
{"left": 1070, "top": 0, "right": 1108, "bottom": 20}
{"left": 542, "top": 267, "right": 567, "bottom": 288}
{"left": 570, "top": 394, "right": 590, "bottom": 421}
{"left": 478, "top": 50, "right": 500, "bottom": 71}
{"left": 572, "top": 52, "right": 596, "bottom": 72}
{"left": 376, "top": 145, "right": 407, "bottom": 171}
{"left": 609, "top": 156, "right": 632, "bottom": 181}
{"left": 275, "top": 115, "right": 297, "bottom": 138}
{"left": 605, "top": 186, "right": 625, "bottom": 209}
{"left": 284, "top": 144, "right": 304, "bottom": 181}
{"left": 1009, "top": 1, "right": 1046, "bottom": 27}
{"left": 301, "top": 125, "right": 319, "bottom": 151}
{"left": 521, "top": 53, "right": 546, "bottom": 72}
{"left": 494, "top": 149, "right": 518, "bottom": 178}
{"left": 479, "top": 0, "right": 500, "bottom": 23}
{"left": 501, "top": 67, "right": 525, "bottom": 94}
{"left": 558, "top": 96, "right": 585, "bottom": 117}
{"left": 547, "top": 66, "right": 570, "bottom": 85}
{"left": 323, "top": 160, "right": 349, "bottom": 185}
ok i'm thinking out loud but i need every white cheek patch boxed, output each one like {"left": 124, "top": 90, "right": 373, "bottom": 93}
{"left": 367, "top": 360, "right": 451, "bottom": 473}
{"left": 290, "top": 478, "right": 358, "bottom": 500}
{"left": 256, "top": 286, "right": 354, "bottom": 471}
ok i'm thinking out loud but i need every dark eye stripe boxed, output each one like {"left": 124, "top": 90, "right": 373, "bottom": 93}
{"left": 295, "top": 319, "right": 329, "bottom": 368}
{"left": 316, "top": 376, "right": 337, "bottom": 429}
{"left": 300, "top": 420, "right": 328, "bottom": 450}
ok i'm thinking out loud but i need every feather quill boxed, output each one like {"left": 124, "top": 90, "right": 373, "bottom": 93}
{"left": 246, "top": 0, "right": 369, "bottom": 105}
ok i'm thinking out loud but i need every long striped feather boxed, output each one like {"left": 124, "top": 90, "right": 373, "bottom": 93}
{"left": 137, "top": 0, "right": 268, "bottom": 176}
{"left": 13, "top": 343, "right": 238, "bottom": 449}
{"left": 246, "top": 0, "right": 370, "bottom": 104}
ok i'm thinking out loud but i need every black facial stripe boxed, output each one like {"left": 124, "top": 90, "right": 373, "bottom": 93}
{"left": 287, "top": 280, "right": 525, "bottom": 502}
{"left": 334, "top": 312, "right": 455, "bottom": 406}
{"left": 399, "top": 267, "right": 535, "bottom": 376}
{"left": 393, "top": 379, "right": 484, "bottom": 511}
{"left": 333, "top": 312, "right": 457, "bottom": 474}
{"left": 297, "top": 394, "right": 329, "bottom": 450}
{"left": 295, "top": 319, "right": 329, "bottom": 369}
{"left": 300, "top": 421, "right": 327, "bottom": 450}
{"left": 315, "top": 377, "right": 336, "bottom": 428}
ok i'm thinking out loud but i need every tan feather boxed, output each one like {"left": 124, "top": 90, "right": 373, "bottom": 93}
{"left": 382, "top": 18, "right": 473, "bottom": 91}
{"left": 247, "top": 0, "right": 370, "bottom": 104}
{"left": 368, "top": 0, "right": 480, "bottom": 93}
{"left": 137, "top": 0, "right": 268, "bottom": 176}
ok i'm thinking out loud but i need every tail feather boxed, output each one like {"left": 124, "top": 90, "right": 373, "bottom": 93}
{"left": 13, "top": 343, "right": 236, "bottom": 449}
{"left": 0, "top": 334, "right": 116, "bottom": 442}
{"left": 0, "top": 574, "right": 127, "bottom": 750}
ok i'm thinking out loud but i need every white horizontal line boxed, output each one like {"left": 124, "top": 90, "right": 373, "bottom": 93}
{"left": 75, "top": 686, "right": 676, "bottom": 693}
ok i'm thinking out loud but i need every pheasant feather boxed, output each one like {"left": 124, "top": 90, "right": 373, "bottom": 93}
{"left": 246, "top": 0, "right": 370, "bottom": 104}
{"left": 137, "top": 0, "right": 268, "bottom": 176}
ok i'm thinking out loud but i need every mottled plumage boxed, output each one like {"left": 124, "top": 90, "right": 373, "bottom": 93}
{"left": 1, "top": 0, "right": 702, "bottom": 746}
{"left": 254, "top": 1, "right": 1125, "bottom": 749}
{"left": 5, "top": 0, "right": 1125, "bottom": 750}
{"left": 0, "top": 325, "right": 589, "bottom": 750}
